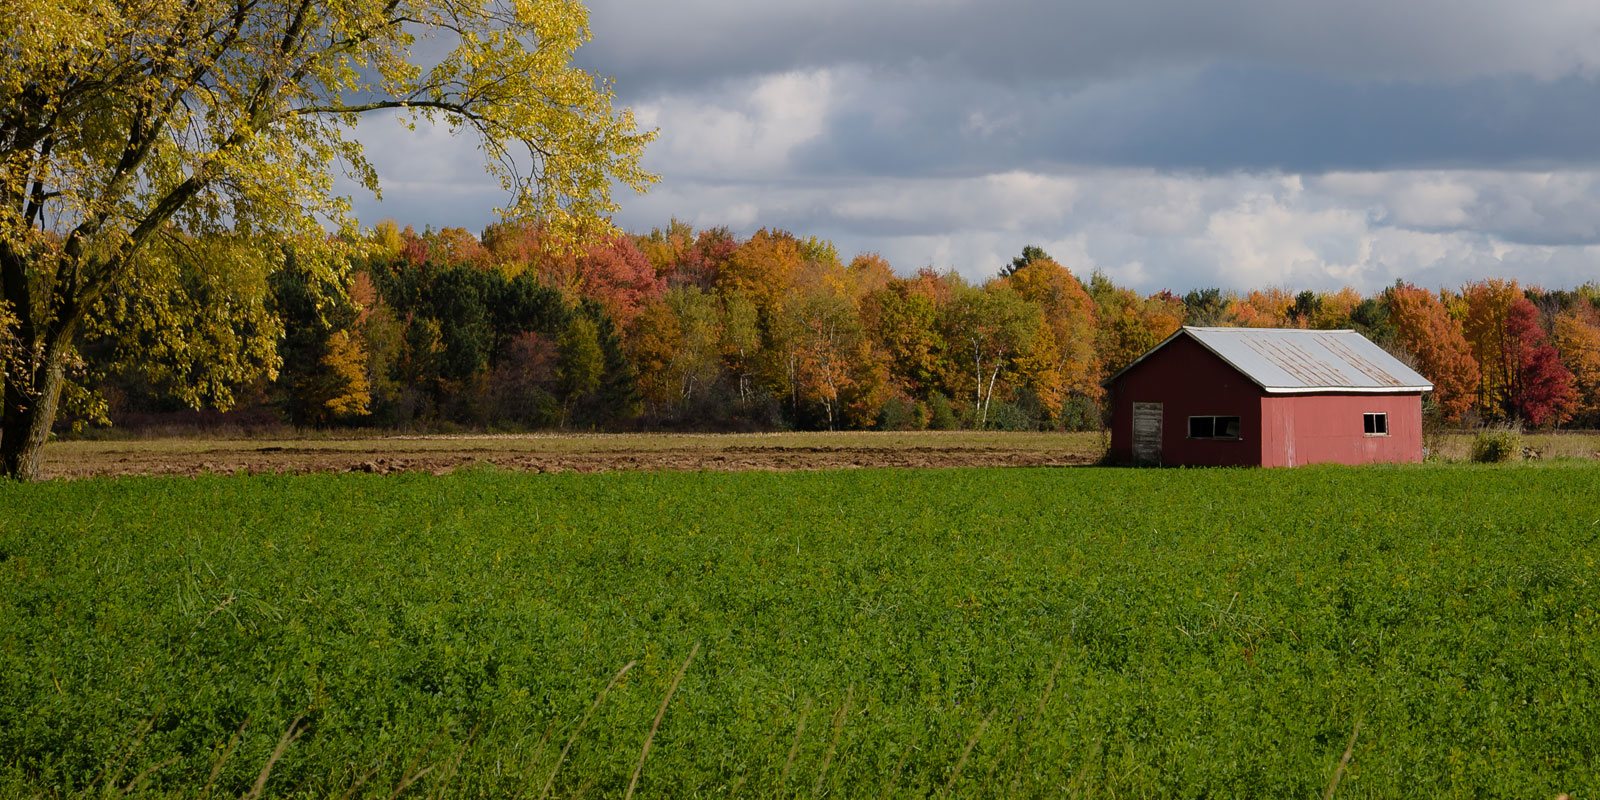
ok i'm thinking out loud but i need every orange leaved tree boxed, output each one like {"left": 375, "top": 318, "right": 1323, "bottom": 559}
{"left": 1387, "top": 284, "right": 1480, "bottom": 422}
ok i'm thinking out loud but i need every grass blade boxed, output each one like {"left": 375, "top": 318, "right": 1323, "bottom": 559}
{"left": 538, "top": 660, "right": 637, "bottom": 800}
{"left": 1322, "top": 719, "right": 1362, "bottom": 800}
{"left": 624, "top": 642, "right": 699, "bottom": 800}
{"left": 243, "top": 714, "right": 307, "bottom": 800}
{"left": 945, "top": 710, "right": 994, "bottom": 794}
{"left": 198, "top": 716, "right": 250, "bottom": 800}
{"left": 812, "top": 685, "right": 853, "bottom": 798}
{"left": 780, "top": 698, "right": 814, "bottom": 789}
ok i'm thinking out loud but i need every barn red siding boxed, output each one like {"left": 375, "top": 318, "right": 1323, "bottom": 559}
{"left": 1259, "top": 393, "right": 1424, "bottom": 467}
{"left": 1108, "top": 335, "right": 1264, "bottom": 466}
{"left": 1108, "top": 331, "right": 1427, "bottom": 467}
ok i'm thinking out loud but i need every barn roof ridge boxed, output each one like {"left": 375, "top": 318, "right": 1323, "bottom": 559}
{"left": 1104, "top": 326, "right": 1435, "bottom": 394}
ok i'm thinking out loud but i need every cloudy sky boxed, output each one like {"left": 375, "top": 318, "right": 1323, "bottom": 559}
{"left": 347, "top": 0, "right": 1600, "bottom": 293}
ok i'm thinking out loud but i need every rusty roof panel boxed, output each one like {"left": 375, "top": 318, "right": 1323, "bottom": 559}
{"left": 1183, "top": 327, "right": 1432, "bottom": 393}
{"left": 1317, "top": 334, "right": 1408, "bottom": 387}
{"left": 1244, "top": 338, "right": 1351, "bottom": 386}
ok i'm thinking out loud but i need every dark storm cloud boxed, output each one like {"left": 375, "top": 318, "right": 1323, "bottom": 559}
{"left": 584, "top": 0, "right": 1600, "bottom": 176}
{"left": 787, "top": 66, "right": 1600, "bottom": 176}
{"left": 580, "top": 0, "right": 1600, "bottom": 93}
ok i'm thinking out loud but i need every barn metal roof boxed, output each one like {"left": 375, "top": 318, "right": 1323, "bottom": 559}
{"left": 1107, "top": 327, "right": 1435, "bottom": 394}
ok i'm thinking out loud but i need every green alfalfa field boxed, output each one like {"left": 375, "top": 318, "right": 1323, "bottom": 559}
{"left": 2, "top": 464, "right": 1598, "bottom": 797}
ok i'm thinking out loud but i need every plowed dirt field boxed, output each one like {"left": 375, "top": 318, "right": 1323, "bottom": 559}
{"left": 41, "top": 431, "right": 1107, "bottom": 478}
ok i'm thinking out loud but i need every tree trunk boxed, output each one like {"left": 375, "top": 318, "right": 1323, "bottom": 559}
{"left": 971, "top": 339, "right": 983, "bottom": 427}
{"left": 1, "top": 338, "right": 68, "bottom": 481}
{"left": 981, "top": 363, "right": 1002, "bottom": 429}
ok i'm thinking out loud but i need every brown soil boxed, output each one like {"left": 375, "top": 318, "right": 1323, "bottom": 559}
{"left": 42, "top": 435, "right": 1103, "bottom": 479}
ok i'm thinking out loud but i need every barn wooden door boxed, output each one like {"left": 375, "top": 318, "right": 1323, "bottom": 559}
{"left": 1132, "top": 402, "right": 1162, "bottom": 466}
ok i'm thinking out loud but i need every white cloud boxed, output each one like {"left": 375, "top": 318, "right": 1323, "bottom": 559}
{"left": 1203, "top": 195, "right": 1367, "bottom": 287}
{"left": 635, "top": 69, "right": 836, "bottom": 179}
{"left": 607, "top": 165, "right": 1600, "bottom": 293}
{"left": 1313, "top": 171, "right": 1600, "bottom": 244}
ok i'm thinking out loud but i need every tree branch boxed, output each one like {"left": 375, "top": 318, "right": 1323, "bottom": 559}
{"left": 292, "top": 99, "right": 486, "bottom": 121}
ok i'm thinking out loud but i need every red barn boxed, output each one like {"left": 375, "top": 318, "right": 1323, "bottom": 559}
{"left": 1105, "top": 327, "right": 1433, "bottom": 467}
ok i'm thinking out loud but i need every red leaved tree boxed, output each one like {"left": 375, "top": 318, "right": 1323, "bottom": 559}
{"left": 1503, "top": 298, "right": 1577, "bottom": 426}
{"left": 574, "top": 236, "right": 665, "bottom": 329}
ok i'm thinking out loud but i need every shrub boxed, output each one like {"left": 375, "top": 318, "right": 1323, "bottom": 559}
{"left": 876, "top": 396, "right": 925, "bottom": 431}
{"left": 927, "top": 392, "right": 958, "bottom": 430}
{"left": 1421, "top": 398, "right": 1448, "bottom": 462}
{"left": 1470, "top": 425, "right": 1521, "bottom": 463}
{"left": 984, "top": 399, "right": 1037, "bottom": 431}
{"left": 1059, "top": 394, "right": 1103, "bottom": 432}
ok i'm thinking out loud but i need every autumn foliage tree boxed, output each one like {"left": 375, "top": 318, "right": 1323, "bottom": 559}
{"left": 719, "top": 229, "right": 805, "bottom": 317}
{"left": 565, "top": 236, "right": 664, "bottom": 328}
{"left": 1226, "top": 288, "right": 1296, "bottom": 328}
{"left": 1463, "top": 280, "right": 1576, "bottom": 425}
{"left": 272, "top": 252, "right": 370, "bottom": 426}
{"left": 1553, "top": 305, "right": 1600, "bottom": 425}
{"left": 941, "top": 283, "right": 1041, "bottom": 428}
{"left": 628, "top": 288, "right": 724, "bottom": 416}
{"left": 310, "top": 331, "right": 373, "bottom": 422}
{"left": 1003, "top": 256, "right": 1100, "bottom": 415}
{"left": 1387, "top": 283, "right": 1479, "bottom": 422}
{"left": 0, "top": 0, "right": 654, "bottom": 479}
{"left": 1292, "top": 287, "right": 1363, "bottom": 330}
{"left": 1502, "top": 298, "right": 1577, "bottom": 426}
{"left": 862, "top": 273, "right": 948, "bottom": 402}
{"left": 1463, "top": 280, "right": 1526, "bottom": 418}
{"left": 627, "top": 298, "right": 685, "bottom": 411}
{"left": 790, "top": 287, "right": 871, "bottom": 429}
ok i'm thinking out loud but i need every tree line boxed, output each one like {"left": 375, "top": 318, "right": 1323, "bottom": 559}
{"left": 73, "top": 221, "right": 1600, "bottom": 434}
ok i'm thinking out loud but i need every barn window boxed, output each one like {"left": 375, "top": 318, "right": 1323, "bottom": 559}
{"left": 1363, "top": 412, "right": 1389, "bottom": 436}
{"left": 1188, "top": 416, "right": 1242, "bottom": 440}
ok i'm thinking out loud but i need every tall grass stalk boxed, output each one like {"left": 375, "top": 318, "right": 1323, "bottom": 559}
{"left": 945, "top": 711, "right": 995, "bottom": 794}
{"left": 780, "top": 698, "right": 813, "bottom": 789}
{"left": 242, "top": 714, "right": 306, "bottom": 800}
{"left": 538, "top": 660, "right": 636, "bottom": 800}
{"left": 812, "top": 685, "right": 854, "bottom": 797}
{"left": 1322, "top": 719, "right": 1361, "bottom": 800}
{"left": 624, "top": 642, "right": 698, "bottom": 800}
{"left": 198, "top": 716, "right": 250, "bottom": 800}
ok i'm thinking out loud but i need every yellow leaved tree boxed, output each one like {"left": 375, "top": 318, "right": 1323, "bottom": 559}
{"left": 0, "top": 0, "right": 655, "bottom": 478}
